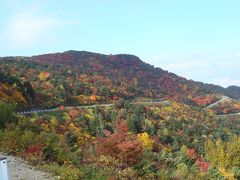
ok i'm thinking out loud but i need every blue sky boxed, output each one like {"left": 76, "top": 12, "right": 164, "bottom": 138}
{"left": 0, "top": 0, "right": 239, "bottom": 87}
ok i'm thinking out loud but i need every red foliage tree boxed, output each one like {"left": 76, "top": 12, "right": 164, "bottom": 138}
{"left": 59, "top": 105, "right": 65, "bottom": 111}
{"left": 196, "top": 158, "right": 209, "bottom": 172}
{"left": 97, "top": 121, "right": 143, "bottom": 166}
{"left": 187, "top": 148, "right": 196, "bottom": 159}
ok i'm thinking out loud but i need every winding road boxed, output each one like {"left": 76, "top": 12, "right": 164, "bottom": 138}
{"left": 17, "top": 100, "right": 168, "bottom": 115}
{"left": 204, "top": 96, "right": 230, "bottom": 109}
{"left": 17, "top": 104, "right": 111, "bottom": 115}
{"left": 218, "top": 112, "right": 240, "bottom": 117}
{"left": 204, "top": 96, "right": 240, "bottom": 116}
{"left": 16, "top": 97, "right": 240, "bottom": 117}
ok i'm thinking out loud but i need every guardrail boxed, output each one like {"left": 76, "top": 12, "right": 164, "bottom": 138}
{"left": 16, "top": 100, "right": 167, "bottom": 115}
{"left": 17, "top": 108, "right": 59, "bottom": 115}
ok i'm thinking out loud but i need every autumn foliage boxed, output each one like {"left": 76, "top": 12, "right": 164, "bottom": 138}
{"left": 137, "top": 132, "right": 153, "bottom": 150}
{"left": 211, "top": 99, "right": 240, "bottom": 114}
{"left": 1, "top": 51, "right": 240, "bottom": 110}
{"left": 39, "top": 72, "right": 50, "bottom": 81}
{"left": 0, "top": 52, "right": 240, "bottom": 179}
{"left": 192, "top": 95, "right": 218, "bottom": 106}
{"left": 97, "top": 121, "right": 143, "bottom": 166}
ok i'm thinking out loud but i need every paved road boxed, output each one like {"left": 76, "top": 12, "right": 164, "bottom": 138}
{"left": 204, "top": 96, "right": 230, "bottom": 109}
{"left": 17, "top": 108, "right": 59, "bottom": 115}
{"left": 204, "top": 96, "right": 240, "bottom": 116}
{"left": 17, "top": 104, "right": 111, "bottom": 115}
{"left": 218, "top": 112, "right": 240, "bottom": 117}
{"left": 17, "top": 100, "right": 168, "bottom": 115}
{"left": 17, "top": 99, "right": 240, "bottom": 117}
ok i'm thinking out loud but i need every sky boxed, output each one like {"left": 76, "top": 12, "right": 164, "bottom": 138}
{"left": 0, "top": 0, "right": 239, "bottom": 87}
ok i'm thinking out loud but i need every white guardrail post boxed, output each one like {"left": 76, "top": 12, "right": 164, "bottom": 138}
{"left": 0, "top": 157, "right": 9, "bottom": 180}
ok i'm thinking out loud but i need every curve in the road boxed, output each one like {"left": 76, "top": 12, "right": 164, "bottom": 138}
{"left": 204, "top": 96, "right": 230, "bottom": 109}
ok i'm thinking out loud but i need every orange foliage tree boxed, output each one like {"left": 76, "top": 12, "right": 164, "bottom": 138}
{"left": 90, "top": 94, "right": 97, "bottom": 101}
{"left": 39, "top": 72, "right": 50, "bottom": 81}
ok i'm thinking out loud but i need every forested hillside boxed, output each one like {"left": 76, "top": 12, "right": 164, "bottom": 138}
{"left": 0, "top": 50, "right": 239, "bottom": 110}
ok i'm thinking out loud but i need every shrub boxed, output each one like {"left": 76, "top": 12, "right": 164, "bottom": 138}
{"left": 38, "top": 163, "right": 83, "bottom": 180}
{"left": 0, "top": 129, "right": 21, "bottom": 153}
{"left": 22, "top": 143, "right": 44, "bottom": 164}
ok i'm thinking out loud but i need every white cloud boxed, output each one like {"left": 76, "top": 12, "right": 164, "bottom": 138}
{"left": 164, "top": 60, "right": 207, "bottom": 70}
{"left": 3, "top": 2, "right": 73, "bottom": 49}
{"left": 211, "top": 78, "right": 240, "bottom": 88}
{"left": 147, "top": 53, "right": 240, "bottom": 87}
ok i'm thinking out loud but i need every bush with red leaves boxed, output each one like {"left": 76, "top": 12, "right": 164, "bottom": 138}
{"left": 22, "top": 143, "right": 44, "bottom": 163}
{"left": 187, "top": 148, "right": 196, "bottom": 159}
{"left": 196, "top": 158, "right": 209, "bottom": 172}
{"left": 97, "top": 121, "right": 143, "bottom": 166}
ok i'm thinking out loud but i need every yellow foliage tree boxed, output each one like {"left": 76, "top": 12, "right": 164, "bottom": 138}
{"left": 137, "top": 132, "right": 153, "bottom": 150}
{"left": 50, "top": 116, "right": 58, "bottom": 132}
{"left": 205, "top": 136, "right": 240, "bottom": 179}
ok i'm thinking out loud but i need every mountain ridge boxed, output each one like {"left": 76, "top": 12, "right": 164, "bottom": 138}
{"left": 30, "top": 50, "right": 240, "bottom": 96}
{"left": 0, "top": 50, "right": 239, "bottom": 109}
{"left": 1, "top": 50, "right": 239, "bottom": 89}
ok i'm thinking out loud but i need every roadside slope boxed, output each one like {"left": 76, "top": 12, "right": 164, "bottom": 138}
{"left": 0, "top": 153, "right": 53, "bottom": 180}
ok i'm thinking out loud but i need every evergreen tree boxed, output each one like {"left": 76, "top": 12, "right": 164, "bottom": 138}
{"left": 93, "top": 106, "right": 104, "bottom": 137}
{"left": 127, "top": 105, "right": 145, "bottom": 133}
{"left": 0, "top": 101, "right": 16, "bottom": 129}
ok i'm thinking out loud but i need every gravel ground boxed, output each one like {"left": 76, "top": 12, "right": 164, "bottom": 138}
{"left": 0, "top": 153, "right": 54, "bottom": 180}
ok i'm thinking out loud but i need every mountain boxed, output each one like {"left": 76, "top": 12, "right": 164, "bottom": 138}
{"left": 1, "top": 51, "right": 240, "bottom": 180}
{"left": 225, "top": 86, "right": 240, "bottom": 98}
{"left": 0, "top": 50, "right": 239, "bottom": 108}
